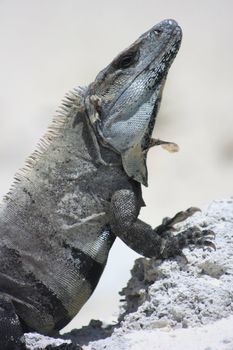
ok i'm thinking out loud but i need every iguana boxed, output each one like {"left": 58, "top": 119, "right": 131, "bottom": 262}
{"left": 0, "top": 19, "right": 214, "bottom": 349}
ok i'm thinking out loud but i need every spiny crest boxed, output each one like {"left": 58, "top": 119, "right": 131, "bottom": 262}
{"left": 4, "top": 87, "right": 85, "bottom": 200}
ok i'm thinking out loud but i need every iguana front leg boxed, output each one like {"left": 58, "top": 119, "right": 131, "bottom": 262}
{"left": 110, "top": 189, "right": 215, "bottom": 259}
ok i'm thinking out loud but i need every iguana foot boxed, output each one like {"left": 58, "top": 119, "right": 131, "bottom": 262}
{"left": 155, "top": 207, "right": 201, "bottom": 235}
{"left": 154, "top": 207, "right": 215, "bottom": 259}
{"left": 159, "top": 226, "right": 216, "bottom": 259}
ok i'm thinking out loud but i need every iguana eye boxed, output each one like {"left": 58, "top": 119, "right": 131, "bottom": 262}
{"left": 154, "top": 29, "right": 162, "bottom": 36}
{"left": 113, "top": 49, "right": 139, "bottom": 69}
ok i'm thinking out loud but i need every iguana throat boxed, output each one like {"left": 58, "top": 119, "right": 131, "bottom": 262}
{"left": 85, "top": 19, "right": 182, "bottom": 186}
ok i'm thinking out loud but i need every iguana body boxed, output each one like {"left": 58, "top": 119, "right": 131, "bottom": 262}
{"left": 0, "top": 19, "right": 214, "bottom": 349}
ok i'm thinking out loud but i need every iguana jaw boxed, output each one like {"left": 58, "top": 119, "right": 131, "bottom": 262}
{"left": 85, "top": 19, "right": 182, "bottom": 186}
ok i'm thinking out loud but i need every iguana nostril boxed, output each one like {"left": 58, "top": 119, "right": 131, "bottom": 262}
{"left": 166, "top": 19, "right": 178, "bottom": 27}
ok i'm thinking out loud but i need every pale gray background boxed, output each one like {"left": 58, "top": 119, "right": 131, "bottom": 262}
{"left": 0, "top": 0, "right": 232, "bottom": 332}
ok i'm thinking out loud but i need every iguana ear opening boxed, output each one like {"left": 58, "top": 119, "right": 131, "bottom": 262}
{"left": 121, "top": 143, "right": 148, "bottom": 187}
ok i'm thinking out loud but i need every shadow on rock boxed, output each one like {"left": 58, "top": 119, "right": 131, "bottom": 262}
{"left": 61, "top": 319, "right": 116, "bottom": 347}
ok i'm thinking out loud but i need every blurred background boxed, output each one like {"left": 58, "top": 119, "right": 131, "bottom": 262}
{"left": 0, "top": 0, "right": 232, "bottom": 332}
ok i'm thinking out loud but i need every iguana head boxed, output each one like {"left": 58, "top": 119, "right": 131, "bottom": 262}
{"left": 85, "top": 19, "right": 182, "bottom": 186}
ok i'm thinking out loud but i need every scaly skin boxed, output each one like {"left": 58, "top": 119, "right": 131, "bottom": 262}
{"left": 0, "top": 19, "right": 214, "bottom": 349}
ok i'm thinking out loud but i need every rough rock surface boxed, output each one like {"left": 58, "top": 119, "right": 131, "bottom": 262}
{"left": 25, "top": 198, "right": 233, "bottom": 350}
